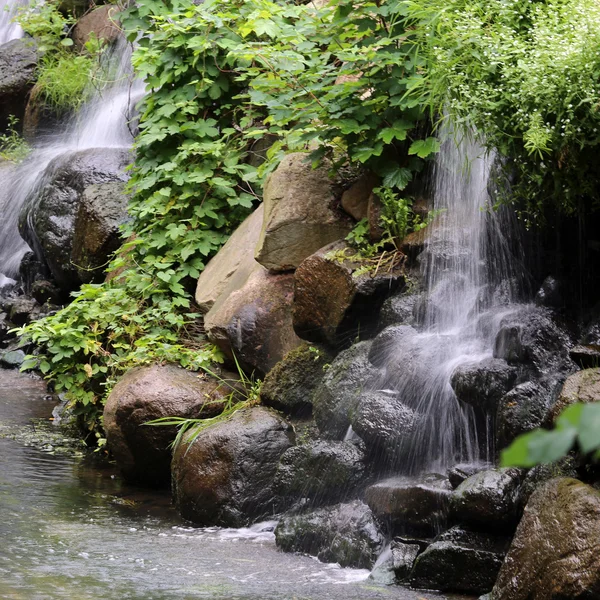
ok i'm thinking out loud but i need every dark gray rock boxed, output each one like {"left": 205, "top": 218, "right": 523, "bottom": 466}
{"left": 448, "top": 462, "right": 491, "bottom": 489}
{"left": 411, "top": 526, "right": 510, "bottom": 595}
{"left": 71, "top": 181, "right": 130, "bottom": 283}
{"left": 370, "top": 541, "right": 421, "bottom": 584}
{"left": 260, "top": 344, "right": 333, "bottom": 416}
{"left": 6, "top": 296, "right": 38, "bottom": 326}
{"left": 0, "top": 348, "right": 25, "bottom": 368}
{"left": 569, "top": 344, "right": 600, "bottom": 369}
{"left": 368, "top": 324, "right": 419, "bottom": 368}
{"left": 19, "top": 148, "right": 131, "bottom": 291}
{"left": 0, "top": 38, "right": 38, "bottom": 128}
{"left": 534, "top": 276, "right": 563, "bottom": 308}
{"left": 312, "top": 341, "right": 380, "bottom": 438}
{"left": 31, "top": 279, "right": 62, "bottom": 305}
{"left": 275, "top": 500, "right": 384, "bottom": 569}
{"left": 275, "top": 440, "right": 366, "bottom": 506}
{"left": 365, "top": 474, "right": 452, "bottom": 535}
{"left": 450, "top": 468, "right": 523, "bottom": 530}
{"left": 451, "top": 358, "right": 518, "bottom": 412}
{"left": 172, "top": 406, "right": 294, "bottom": 526}
{"left": 378, "top": 293, "right": 418, "bottom": 330}
{"left": 517, "top": 457, "right": 579, "bottom": 510}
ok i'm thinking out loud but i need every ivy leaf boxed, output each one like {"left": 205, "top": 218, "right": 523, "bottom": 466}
{"left": 408, "top": 138, "right": 441, "bottom": 159}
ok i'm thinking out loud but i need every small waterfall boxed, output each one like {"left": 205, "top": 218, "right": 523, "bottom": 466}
{"left": 0, "top": 30, "right": 142, "bottom": 284}
{"left": 373, "top": 133, "right": 519, "bottom": 474}
{"left": 0, "top": 0, "right": 24, "bottom": 44}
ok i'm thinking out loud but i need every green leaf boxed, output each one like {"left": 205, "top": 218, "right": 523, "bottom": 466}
{"left": 408, "top": 138, "right": 441, "bottom": 159}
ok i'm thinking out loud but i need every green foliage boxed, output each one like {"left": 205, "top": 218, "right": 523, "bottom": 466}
{"left": 0, "top": 116, "right": 30, "bottom": 162}
{"left": 501, "top": 402, "right": 600, "bottom": 468}
{"left": 406, "top": 0, "right": 600, "bottom": 219}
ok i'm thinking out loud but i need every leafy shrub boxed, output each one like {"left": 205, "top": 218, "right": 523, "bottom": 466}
{"left": 0, "top": 115, "right": 30, "bottom": 162}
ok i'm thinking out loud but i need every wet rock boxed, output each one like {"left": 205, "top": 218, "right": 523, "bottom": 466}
{"left": 340, "top": 172, "right": 378, "bottom": 221}
{"left": 534, "top": 276, "right": 563, "bottom": 309}
{"left": 451, "top": 358, "right": 517, "bottom": 412}
{"left": 0, "top": 39, "right": 38, "bottom": 129}
{"left": 30, "top": 279, "right": 62, "bottom": 305}
{"left": 351, "top": 390, "right": 423, "bottom": 467}
{"left": 517, "top": 457, "right": 579, "bottom": 510}
{"left": 492, "top": 306, "right": 574, "bottom": 377}
{"left": 312, "top": 341, "right": 380, "bottom": 438}
{"left": 275, "top": 500, "right": 384, "bottom": 569}
{"left": 569, "top": 344, "right": 600, "bottom": 369}
{"left": 547, "top": 367, "right": 600, "bottom": 424}
{"left": 255, "top": 153, "right": 352, "bottom": 272}
{"left": 378, "top": 293, "right": 418, "bottom": 329}
{"left": 0, "top": 348, "right": 26, "bottom": 368}
{"left": 0, "top": 312, "right": 11, "bottom": 345}
{"left": 275, "top": 440, "right": 366, "bottom": 506}
{"left": 71, "top": 181, "right": 130, "bottom": 283}
{"left": 19, "top": 148, "right": 131, "bottom": 291}
{"left": 195, "top": 205, "right": 263, "bottom": 313}
{"left": 292, "top": 241, "right": 405, "bottom": 345}
{"left": 6, "top": 296, "right": 38, "bottom": 326}
{"left": 260, "top": 343, "right": 333, "bottom": 416}
{"left": 72, "top": 5, "right": 121, "bottom": 50}
{"left": 448, "top": 462, "right": 491, "bottom": 489}
{"left": 411, "top": 526, "right": 510, "bottom": 595}
{"left": 368, "top": 324, "right": 419, "bottom": 368}
{"left": 492, "top": 478, "right": 600, "bottom": 600}
{"left": 104, "top": 364, "right": 231, "bottom": 487}
{"left": 204, "top": 261, "right": 303, "bottom": 376}
{"left": 18, "top": 251, "right": 48, "bottom": 296}
{"left": 365, "top": 474, "right": 452, "bottom": 535}
{"left": 450, "top": 468, "right": 522, "bottom": 530}
{"left": 496, "top": 381, "right": 555, "bottom": 449}
{"left": 172, "top": 406, "right": 294, "bottom": 526}
{"left": 369, "top": 541, "right": 421, "bottom": 585}
{"left": 400, "top": 227, "right": 428, "bottom": 264}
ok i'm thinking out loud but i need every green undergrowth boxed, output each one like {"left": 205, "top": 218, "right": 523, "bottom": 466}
{"left": 0, "top": 116, "right": 30, "bottom": 162}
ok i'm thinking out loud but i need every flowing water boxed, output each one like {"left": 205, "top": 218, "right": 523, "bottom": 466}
{"left": 0, "top": 0, "right": 23, "bottom": 45}
{"left": 373, "top": 134, "right": 520, "bottom": 473}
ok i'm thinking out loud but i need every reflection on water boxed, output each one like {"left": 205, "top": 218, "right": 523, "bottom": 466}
{"left": 0, "top": 369, "right": 464, "bottom": 600}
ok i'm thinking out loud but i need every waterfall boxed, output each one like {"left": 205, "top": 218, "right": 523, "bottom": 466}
{"left": 373, "top": 133, "right": 519, "bottom": 474}
{"left": 0, "top": 0, "right": 24, "bottom": 44}
{"left": 0, "top": 26, "right": 143, "bottom": 285}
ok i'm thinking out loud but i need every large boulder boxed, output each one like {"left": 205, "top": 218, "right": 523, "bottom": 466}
{"left": 312, "top": 340, "right": 380, "bottom": 438}
{"left": 411, "top": 526, "right": 510, "bottom": 595}
{"left": 171, "top": 406, "right": 294, "bottom": 526}
{"left": 103, "top": 364, "right": 231, "bottom": 487}
{"left": 292, "top": 241, "right": 406, "bottom": 345}
{"left": 203, "top": 260, "right": 303, "bottom": 376}
{"left": 260, "top": 343, "right": 333, "bottom": 416}
{"left": 195, "top": 205, "right": 263, "bottom": 313}
{"left": 492, "top": 478, "right": 600, "bottom": 600}
{"left": 365, "top": 474, "right": 453, "bottom": 535}
{"left": 0, "top": 39, "right": 38, "bottom": 129}
{"left": 19, "top": 148, "right": 131, "bottom": 291}
{"left": 275, "top": 500, "right": 384, "bottom": 569}
{"left": 546, "top": 367, "right": 600, "bottom": 424}
{"left": 71, "top": 181, "right": 130, "bottom": 283}
{"left": 255, "top": 153, "right": 353, "bottom": 272}
{"left": 72, "top": 5, "right": 122, "bottom": 50}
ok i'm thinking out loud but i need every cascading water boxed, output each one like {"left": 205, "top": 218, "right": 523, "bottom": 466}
{"left": 0, "top": 0, "right": 24, "bottom": 44}
{"left": 372, "top": 133, "right": 520, "bottom": 474}
{"left": 0, "top": 18, "right": 142, "bottom": 285}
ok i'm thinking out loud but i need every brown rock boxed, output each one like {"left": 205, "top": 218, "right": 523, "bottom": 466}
{"left": 492, "top": 478, "right": 600, "bottom": 600}
{"left": 547, "top": 368, "right": 600, "bottom": 424}
{"left": 103, "top": 364, "right": 230, "bottom": 487}
{"left": 341, "top": 172, "right": 379, "bottom": 221}
{"left": 72, "top": 5, "right": 121, "bottom": 50}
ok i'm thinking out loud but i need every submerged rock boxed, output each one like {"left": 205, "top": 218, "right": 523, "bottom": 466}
{"left": 492, "top": 478, "right": 600, "bottom": 600}
{"left": 103, "top": 364, "right": 231, "bottom": 487}
{"left": 312, "top": 341, "right": 380, "bottom": 438}
{"left": 275, "top": 440, "right": 366, "bottom": 507}
{"left": 172, "top": 406, "right": 294, "bottom": 526}
{"left": 411, "top": 526, "right": 510, "bottom": 595}
{"left": 275, "top": 500, "right": 384, "bottom": 569}
{"left": 365, "top": 474, "right": 452, "bottom": 535}
{"left": 255, "top": 153, "right": 352, "bottom": 272}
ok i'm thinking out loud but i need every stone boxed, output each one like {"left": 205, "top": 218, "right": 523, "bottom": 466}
{"left": 496, "top": 381, "right": 556, "bottom": 449}
{"left": 19, "top": 148, "right": 131, "bottom": 291}
{"left": 260, "top": 343, "right": 333, "bottom": 416}
{"left": 292, "top": 241, "right": 406, "bottom": 345}
{"left": 275, "top": 500, "right": 384, "bottom": 569}
{"left": 365, "top": 474, "right": 452, "bottom": 535}
{"left": 369, "top": 541, "right": 421, "bottom": 585}
{"left": 569, "top": 344, "right": 600, "bottom": 369}
{"left": 103, "top": 364, "right": 231, "bottom": 487}
{"left": 172, "top": 406, "right": 294, "bottom": 526}
{"left": 491, "top": 478, "right": 600, "bottom": 600}
{"left": 517, "top": 457, "right": 579, "bottom": 510}
{"left": 255, "top": 153, "right": 353, "bottom": 272}
{"left": 351, "top": 390, "right": 424, "bottom": 468}
{"left": 0, "top": 349, "right": 25, "bottom": 368}
{"left": 400, "top": 227, "right": 428, "bottom": 263}
{"left": 411, "top": 526, "right": 510, "bottom": 595}
{"left": 72, "top": 5, "right": 121, "bottom": 50}
{"left": 31, "top": 279, "right": 62, "bottom": 305}
{"left": 547, "top": 367, "right": 600, "bottom": 424}
{"left": 450, "top": 468, "right": 522, "bottom": 530}
{"left": 340, "top": 172, "right": 378, "bottom": 221}
{"left": 6, "top": 296, "right": 38, "bottom": 326}
{"left": 274, "top": 440, "right": 366, "bottom": 506}
{"left": 377, "top": 292, "right": 418, "bottom": 330}
{"left": 312, "top": 340, "right": 380, "bottom": 438}
{"left": 534, "top": 276, "right": 563, "bottom": 308}
{"left": 71, "top": 181, "right": 130, "bottom": 283}
{"left": 451, "top": 358, "right": 518, "bottom": 412}
{"left": 203, "top": 261, "right": 303, "bottom": 376}
{"left": 195, "top": 205, "right": 264, "bottom": 313}
{"left": 0, "top": 39, "right": 38, "bottom": 129}
{"left": 448, "top": 462, "right": 491, "bottom": 489}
